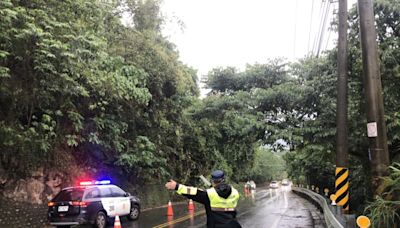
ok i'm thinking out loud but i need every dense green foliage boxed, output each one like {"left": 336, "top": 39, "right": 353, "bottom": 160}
{"left": 249, "top": 148, "right": 286, "bottom": 183}
{"left": 365, "top": 163, "right": 400, "bottom": 227}
{"left": 0, "top": 0, "right": 199, "bottom": 183}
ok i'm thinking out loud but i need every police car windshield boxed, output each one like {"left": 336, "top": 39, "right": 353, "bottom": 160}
{"left": 54, "top": 189, "right": 84, "bottom": 201}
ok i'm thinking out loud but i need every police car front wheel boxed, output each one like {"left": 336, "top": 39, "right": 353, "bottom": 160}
{"left": 128, "top": 204, "right": 140, "bottom": 220}
{"left": 95, "top": 211, "right": 107, "bottom": 228}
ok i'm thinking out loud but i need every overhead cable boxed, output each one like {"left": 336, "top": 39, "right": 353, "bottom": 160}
{"left": 307, "top": 0, "right": 316, "bottom": 56}
{"left": 312, "top": 0, "right": 327, "bottom": 56}
{"left": 316, "top": 0, "right": 331, "bottom": 57}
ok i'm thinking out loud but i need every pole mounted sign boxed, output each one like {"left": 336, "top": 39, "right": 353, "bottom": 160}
{"left": 367, "top": 122, "right": 377, "bottom": 137}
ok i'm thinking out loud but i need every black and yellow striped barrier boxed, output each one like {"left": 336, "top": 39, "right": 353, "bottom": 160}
{"left": 335, "top": 167, "right": 349, "bottom": 211}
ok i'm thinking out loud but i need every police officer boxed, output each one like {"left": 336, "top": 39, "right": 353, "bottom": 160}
{"left": 165, "top": 170, "right": 242, "bottom": 228}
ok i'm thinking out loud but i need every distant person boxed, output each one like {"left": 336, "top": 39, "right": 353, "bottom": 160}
{"left": 249, "top": 180, "right": 256, "bottom": 198}
{"left": 245, "top": 180, "right": 251, "bottom": 196}
{"left": 249, "top": 180, "right": 256, "bottom": 190}
{"left": 165, "top": 170, "right": 242, "bottom": 228}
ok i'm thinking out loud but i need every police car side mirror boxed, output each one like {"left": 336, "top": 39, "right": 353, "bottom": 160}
{"left": 124, "top": 192, "right": 131, "bottom": 197}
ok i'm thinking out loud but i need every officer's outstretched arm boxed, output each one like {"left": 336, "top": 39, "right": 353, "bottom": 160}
{"left": 175, "top": 183, "right": 209, "bottom": 205}
{"left": 165, "top": 179, "right": 209, "bottom": 205}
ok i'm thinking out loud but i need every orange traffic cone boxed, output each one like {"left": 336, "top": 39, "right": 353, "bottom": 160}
{"left": 114, "top": 214, "right": 122, "bottom": 228}
{"left": 188, "top": 199, "right": 195, "bottom": 211}
{"left": 167, "top": 200, "right": 174, "bottom": 216}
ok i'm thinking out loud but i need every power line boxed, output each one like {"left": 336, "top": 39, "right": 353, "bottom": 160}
{"left": 312, "top": 0, "right": 327, "bottom": 56}
{"left": 307, "top": 0, "right": 316, "bottom": 55}
{"left": 325, "top": 26, "right": 333, "bottom": 51}
{"left": 324, "top": 4, "right": 337, "bottom": 51}
{"left": 316, "top": 0, "right": 331, "bottom": 57}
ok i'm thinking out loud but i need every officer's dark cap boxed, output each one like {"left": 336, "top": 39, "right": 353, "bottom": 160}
{"left": 211, "top": 170, "right": 225, "bottom": 181}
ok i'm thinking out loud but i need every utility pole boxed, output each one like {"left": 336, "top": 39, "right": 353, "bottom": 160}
{"left": 357, "top": 0, "right": 390, "bottom": 195}
{"left": 335, "top": 0, "right": 349, "bottom": 212}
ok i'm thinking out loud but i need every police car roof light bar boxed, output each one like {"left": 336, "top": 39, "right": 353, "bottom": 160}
{"left": 95, "top": 180, "right": 111, "bottom": 185}
{"left": 80, "top": 181, "right": 93, "bottom": 186}
{"left": 79, "top": 180, "right": 111, "bottom": 186}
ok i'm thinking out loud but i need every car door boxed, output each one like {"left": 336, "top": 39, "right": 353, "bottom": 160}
{"left": 99, "top": 187, "right": 118, "bottom": 217}
{"left": 110, "top": 186, "right": 131, "bottom": 216}
{"left": 83, "top": 187, "right": 102, "bottom": 221}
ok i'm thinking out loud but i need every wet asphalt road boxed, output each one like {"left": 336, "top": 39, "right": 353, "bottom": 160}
{"left": 238, "top": 187, "right": 324, "bottom": 228}
{"left": 76, "top": 186, "right": 324, "bottom": 228}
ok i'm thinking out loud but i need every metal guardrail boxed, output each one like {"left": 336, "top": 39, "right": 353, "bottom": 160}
{"left": 292, "top": 187, "right": 345, "bottom": 228}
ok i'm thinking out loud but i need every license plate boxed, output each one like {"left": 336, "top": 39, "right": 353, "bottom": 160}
{"left": 58, "top": 206, "right": 69, "bottom": 212}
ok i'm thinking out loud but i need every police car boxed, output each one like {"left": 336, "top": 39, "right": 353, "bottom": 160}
{"left": 47, "top": 180, "right": 140, "bottom": 228}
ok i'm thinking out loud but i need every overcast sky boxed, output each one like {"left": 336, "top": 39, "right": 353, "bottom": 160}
{"left": 161, "top": 0, "right": 357, "bottom": 77}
